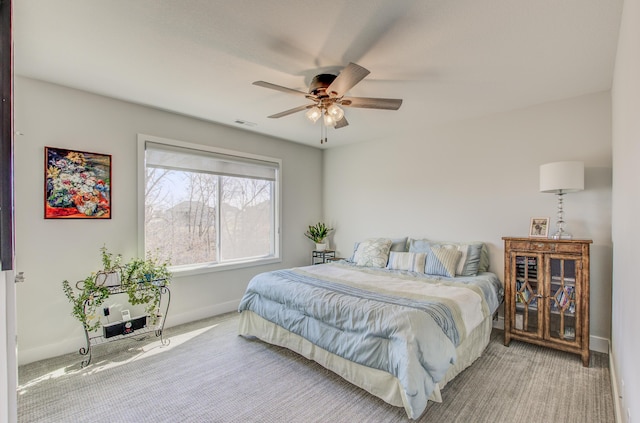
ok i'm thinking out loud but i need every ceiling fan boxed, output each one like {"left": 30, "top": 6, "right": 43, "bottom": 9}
{"left": 253, "top": 62, "right": 403, "bottom": 144}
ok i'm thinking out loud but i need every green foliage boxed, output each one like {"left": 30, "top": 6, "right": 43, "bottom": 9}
{"left": 62, "top": 275, "right": 110, "bottom": 332}
{"left": 120, "top": 251, "right": 172, "bottom": 324}
{"left": 100, "top": 245, "right": 123, "bottom": 272}
{"left": 62, "top": 247, "right": 172, "bottom": 331}
{"left": 304, "top": 222, "right": 333, "bottom": 243}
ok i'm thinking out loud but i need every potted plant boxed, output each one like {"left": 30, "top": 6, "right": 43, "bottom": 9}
{"left": 304, "top": 222, "right": 333, "bottom": 251}
{"left": 95, "top": 246, "right": 123, "bottom": 287}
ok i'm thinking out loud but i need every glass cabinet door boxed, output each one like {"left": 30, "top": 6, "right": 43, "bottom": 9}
{"left": 547, "top": 257, "right": 578, "bottom": 342}
{"left": 513, "top": 254, "right": 541, "bottom": 334}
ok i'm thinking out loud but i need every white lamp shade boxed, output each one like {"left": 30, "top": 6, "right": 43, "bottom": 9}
{"left": 539, "top": 161, "right": 584, "bottom": 193}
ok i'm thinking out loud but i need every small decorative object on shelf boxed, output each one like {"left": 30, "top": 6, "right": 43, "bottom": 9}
{"left": 503, "top": 237, "right": 591, "bottom": 366}
{"left": 62, "top": 246, "right": 172, "bottom": 367}
{"left": 304, "top": 222, "right": 333, "bottom": 251}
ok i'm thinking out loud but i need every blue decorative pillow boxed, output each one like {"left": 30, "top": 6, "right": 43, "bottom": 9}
{"left": 407, "top": 238, "right": 430, "bottom": 253}
{"left": 479, "top": 244, "right": 490, "bottom": 273}
{"left": 425, "top": 247, "right": 462, "bottom": 278}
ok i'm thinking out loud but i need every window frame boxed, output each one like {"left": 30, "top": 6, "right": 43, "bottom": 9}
{"left": 137, "top": 134, "right": 282, "bottom": 276}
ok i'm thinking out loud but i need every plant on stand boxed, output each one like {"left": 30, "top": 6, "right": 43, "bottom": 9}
{"left": 304, "top": 222, "right": 333, "bottom": 251}
{"left": 62, "top": 247, "right": 172, "bottom": 331}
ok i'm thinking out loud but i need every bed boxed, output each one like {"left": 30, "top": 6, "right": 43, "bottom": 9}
{"left": 238, "top": 237, "right": 503, "bottom": 419}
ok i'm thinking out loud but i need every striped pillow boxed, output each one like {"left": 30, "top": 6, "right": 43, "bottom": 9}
{"left": 425, "top": 247, "right": 462, "bottom": 277}
{"left": 386, "top": 252, "right": 427, "bottom": 272}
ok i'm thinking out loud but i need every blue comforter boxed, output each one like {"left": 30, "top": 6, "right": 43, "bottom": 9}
{"left": 238, "top": 262, "right": 503, "bottom": 419}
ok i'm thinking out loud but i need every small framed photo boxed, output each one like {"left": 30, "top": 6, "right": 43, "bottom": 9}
{"left": 529, "top": 217, "right": 549, "bottom": 238}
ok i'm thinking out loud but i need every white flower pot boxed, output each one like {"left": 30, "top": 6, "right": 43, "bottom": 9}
{"left": 95, "top": 271, "right": 121, "bottom": 287}
{"left": 315, "top": 243, "right": 327, "bottom": 251}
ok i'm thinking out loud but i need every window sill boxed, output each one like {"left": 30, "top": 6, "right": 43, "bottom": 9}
{"left": 169, "top": 257, "right": 282, "bottom": 278}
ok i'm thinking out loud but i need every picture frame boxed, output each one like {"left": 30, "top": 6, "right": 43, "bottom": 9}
{"left": 44, "top": 147, "right": 112, "bottom": 219}
{"left": 529, "top": 217, "right": 549, "bottom": 238}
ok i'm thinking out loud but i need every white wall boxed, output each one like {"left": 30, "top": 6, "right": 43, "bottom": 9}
{"left": 14, "top": 77, "right": 323, "bottom": 364}
{"left": 324, "top": 91, "right": 613, "bottom": 349}
{"left": 611, "top": 0, "right": 640, "bottom": 421}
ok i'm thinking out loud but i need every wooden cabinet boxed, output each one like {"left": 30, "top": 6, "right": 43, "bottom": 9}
{"left": 503, "top": 237, "right": 591, "bottom": 366}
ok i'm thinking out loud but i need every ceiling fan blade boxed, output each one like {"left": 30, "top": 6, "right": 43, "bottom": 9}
{"left": 253, "top": 81, "right": 309, "bottom": 97}
{"left": 267, "top": 104, "right": 311, "bottom": 119}
{"left": 334, "top": 116, "right": 349, "bottom": 129}
{"left": 326, "top": 63, "right": 370, "bottom": 98}
{"left": 341, "top": 96, "right": 402, "bottom": 110}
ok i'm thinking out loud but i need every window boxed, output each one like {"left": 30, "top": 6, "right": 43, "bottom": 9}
{"left": 138, "top": 135, "right": 280, "bottom": 272}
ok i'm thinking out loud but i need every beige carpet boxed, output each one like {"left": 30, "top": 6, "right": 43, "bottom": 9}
{"left": 18, "top": 312, "right": 613, "bottom": 422}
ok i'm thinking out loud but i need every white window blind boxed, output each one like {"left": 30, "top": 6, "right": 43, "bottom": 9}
{"left": 145, "top": 141, "right": 278, "bottom": 181}
{"left": 140, "top": 136, "right": 281, "bottom": 272}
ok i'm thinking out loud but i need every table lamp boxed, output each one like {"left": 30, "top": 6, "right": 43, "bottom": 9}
{"left": 539, "top": 161, "right": 584, "bottom": 239}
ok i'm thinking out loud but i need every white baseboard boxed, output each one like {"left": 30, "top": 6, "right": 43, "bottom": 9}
{"left": 590, "top": 335, "right": 609, "bottom": 354}
{"left": 491, "top": 315, "right": 609, "bottom": 354}
{"left": 163, "top": 299, "right": 240, "bottom": 329}
{"left": 18, "top": 299, "right": 243, "bottom": 366}
{"left": 609, "top": 348, "right": 624, "bottom": 423}
{"left": 19, "top": 335, "right": 85, "bottom": 366}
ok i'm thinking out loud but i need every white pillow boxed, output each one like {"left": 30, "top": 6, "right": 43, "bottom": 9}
{"left": 353, "top": 238, "right": 393, "bottom": 268}
{"left": 386, "top": 252, "right": 427, "bottom": 272}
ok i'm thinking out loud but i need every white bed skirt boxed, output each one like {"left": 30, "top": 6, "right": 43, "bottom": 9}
{"left": 238, "top": 310, "right": 493, "bottom": 417}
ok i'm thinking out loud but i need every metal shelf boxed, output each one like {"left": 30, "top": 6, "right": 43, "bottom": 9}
{"left": 79, "top": 282, "right": 170, "bottom": 367}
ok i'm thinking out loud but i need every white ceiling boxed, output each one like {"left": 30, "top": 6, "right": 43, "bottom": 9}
{"left": 14, "top": 0, "right": 623, "bottom": 148}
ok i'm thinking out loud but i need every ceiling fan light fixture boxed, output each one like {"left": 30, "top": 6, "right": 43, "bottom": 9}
{"left": 306, "top": 106, "right": 322, "bottom": 123}
{"left": 326, "top": 103, "right": 344, "bottom": 121}
{"left": 323, "top": 112, "right": 336, "bottom": 127}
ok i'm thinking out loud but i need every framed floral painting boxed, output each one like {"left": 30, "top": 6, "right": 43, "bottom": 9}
{"left": 44, "top": 147, "right": 111, "bottom": 219}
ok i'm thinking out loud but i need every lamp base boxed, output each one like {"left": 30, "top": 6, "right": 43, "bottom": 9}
{"left": 551, "top": 231, "right": 573, "bottom": 240}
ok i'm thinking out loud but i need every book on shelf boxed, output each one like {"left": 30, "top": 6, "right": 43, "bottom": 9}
{"left": 557, "top": 286, "right": 575, "bottom": 309}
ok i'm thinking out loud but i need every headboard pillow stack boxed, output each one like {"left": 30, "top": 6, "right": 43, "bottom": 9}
{"left": 349, "top": 236, "right": 490, "bottom": 277}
